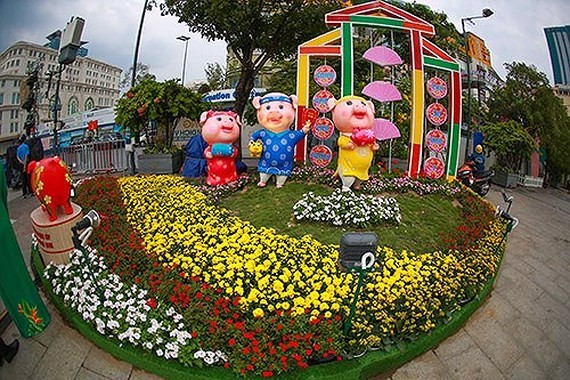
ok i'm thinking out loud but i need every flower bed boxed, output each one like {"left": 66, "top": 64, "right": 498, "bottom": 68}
{"left": 38, "top": 173, "right": 507, "bottom": 378}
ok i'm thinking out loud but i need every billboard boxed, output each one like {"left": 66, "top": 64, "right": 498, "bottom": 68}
{"left": 467, "top": 33, "right": 492, "bottom": 67}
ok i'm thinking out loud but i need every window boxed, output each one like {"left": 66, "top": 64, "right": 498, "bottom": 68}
{"left": 85, "top": 97, "right": 95, "bottom": 111}
{"left": 11, "top": 93, "right": 20, "bottom": 105}
{"left": 0, "top": 93, "right": 3, "bottom": 105}
{"left": 67, "top": 97, "right": 79, "bottom": 115}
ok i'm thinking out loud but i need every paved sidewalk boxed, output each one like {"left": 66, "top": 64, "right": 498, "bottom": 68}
{"left": 1, "top": 185, "right": 569, "bottom": 379}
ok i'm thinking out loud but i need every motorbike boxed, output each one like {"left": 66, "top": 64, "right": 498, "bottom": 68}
{"left": 457, "top": 161, "right": 494, "bottom": 196}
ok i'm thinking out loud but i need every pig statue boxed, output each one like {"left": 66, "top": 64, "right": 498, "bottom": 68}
{"left": 250, "top": 92, "right": 310, "bottom": 188}
{"left": 328, "top": 95, "right": 379, "bottom": 192}
{"left": 27, "top": 156, "right": 74, "bottom": 221}
{"left": 200, "top": 110, "right": 241, "bottom": 186}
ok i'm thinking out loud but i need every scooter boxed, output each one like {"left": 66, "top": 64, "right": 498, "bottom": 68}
{"left": 457, "top": 161, "right": 494, "bottom": 196}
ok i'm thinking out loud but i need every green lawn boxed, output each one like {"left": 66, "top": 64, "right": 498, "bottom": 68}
{"left": 218, "top": 181, "right": 462, "bottom": 253}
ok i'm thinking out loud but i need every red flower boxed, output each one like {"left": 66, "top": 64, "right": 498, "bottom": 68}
{"left": 246, "top": 364, "right": 254, "bottom": 371}
{"left": 228, "top": 338, "right": 236, "bottom": 346}
{"left": 146, "top": 298, "right": 157, "bottom": 309}
{"left": 262, "top": 370, "right": 274, "bottom": 377}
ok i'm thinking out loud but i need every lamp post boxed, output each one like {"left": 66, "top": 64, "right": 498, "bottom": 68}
{"left": 131, "top": 0, "right": 149, "bottom": 88}
{"left": 177, "top": 35, "right": 190, "bottom": 85}
{"left": 461, "top": 8, "right": 494, "bottom": 160}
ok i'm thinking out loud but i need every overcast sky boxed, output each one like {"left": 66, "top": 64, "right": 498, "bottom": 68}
{"left": 0, "top": 0, "right": 568, "bottom": 85}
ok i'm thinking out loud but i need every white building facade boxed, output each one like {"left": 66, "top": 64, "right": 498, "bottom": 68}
{"left": 0, "top": 40, "right": 122, "bottom": 153}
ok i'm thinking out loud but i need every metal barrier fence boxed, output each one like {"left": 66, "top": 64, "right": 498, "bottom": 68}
{"left": 60, "top": 141, "right": 128, "bottom": 174}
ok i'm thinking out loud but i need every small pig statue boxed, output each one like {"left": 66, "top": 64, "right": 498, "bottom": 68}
{"left": 327, "top": 95, "right": 379, "bottom": 192}
{"left": 250, "top": 92, "right": 310, "bottom": 188}
{"left": 27, "top": 156, "right": 74, "bottom": 221}
{"left": 200, "top": 110, "right": 241, "bottom": 186}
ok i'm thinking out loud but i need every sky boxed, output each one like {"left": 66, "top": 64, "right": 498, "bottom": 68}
{"left": 0, "top": 0, "right": 569, "bottom": 85}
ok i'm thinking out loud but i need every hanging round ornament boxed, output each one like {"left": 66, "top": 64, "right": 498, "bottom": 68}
{"left": 425, "top": 129, "right": 447, "bottom": 153}
{"left": 314, "top": 65, "right": 337, "bottom": 88}
{"left": 309, "top": 145, "right": 333, "bottom": 167}
{"left": 426, "top": 77, "right": 448, "bottom": 99}
{"left": 426, "top": 103, "right": 448, "bottom": 126}
{"left": 423, "top": 156, "right": 445, "bottom": 179}
{"left": 311, "top": 117, "right": 335, "bottom": 141}
{"left": 312, "top": 89, "right": 335, "bottom": 113}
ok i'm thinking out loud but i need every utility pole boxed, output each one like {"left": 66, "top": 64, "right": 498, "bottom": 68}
{"left": 461, "top": 8, "right": 494, "bottom": 160}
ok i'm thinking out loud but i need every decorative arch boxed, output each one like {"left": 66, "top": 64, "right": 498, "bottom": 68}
{"left": 296, "top": 0, "right": 462, "bottom": 180}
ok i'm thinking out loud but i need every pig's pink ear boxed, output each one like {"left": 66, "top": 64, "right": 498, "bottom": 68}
{"left": 289, "top": 95, "right": 298, "bottom": 109}
{"left": 199, "top": 111, "right": 209, "bottom": 124}
{"left": 234, "top": 114, "right": 242, "bottom": 126}
{"left": 366, "top": 100, "right": 375, "bottom": 113}
{"left": 327, "top": 97, "right": 337, "bottom": 111}
{"left": 252, "top": 96, "right": 262, "bottom": 110}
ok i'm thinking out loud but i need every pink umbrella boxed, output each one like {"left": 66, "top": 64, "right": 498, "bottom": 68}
{"left": 372, "top": 118, "right": 401, "bottom": 141}
{"left": 362, "top": 81, "right": 402, "bottom": 103}
{"left": 363, "top": 46, "right": 403, "bottom": 66}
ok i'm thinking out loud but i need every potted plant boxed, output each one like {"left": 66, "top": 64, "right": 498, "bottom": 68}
{"left": 480, "top": 120, "right": 536, "bottom": 188}
{"left": 115, "top": 78, "right": 208, "bottom": 174}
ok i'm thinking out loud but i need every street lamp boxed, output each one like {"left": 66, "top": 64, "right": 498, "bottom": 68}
{"left": 461, "top": 8, "right": 494, "bottom": 160}
{"left": 177, "top": 35, "right": 190, "bottom": 85}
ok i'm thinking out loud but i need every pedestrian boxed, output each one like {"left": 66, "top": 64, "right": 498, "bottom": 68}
{"left": 16, "top": 135, "right": 32, "bottom": 198}
{"left": 0, "top": 337, "right": 19, "bottom": 366}
{"left": 5, "top": 142, "right": 20, "bottom": 189}
{"left": 0, "top": 150, "right": 50, "bottom": 339}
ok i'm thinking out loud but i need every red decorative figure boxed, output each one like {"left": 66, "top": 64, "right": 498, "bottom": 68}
{"left": 27, "top": 157, "right": 73, "bottom": 221}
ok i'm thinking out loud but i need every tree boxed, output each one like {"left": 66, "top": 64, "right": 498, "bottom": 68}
{"left": 119, "top": 63, "right": 156, "bottom": 91}
{"left": 480, "top": 120, "right": 536, "bottom": 173}
{"left": 204, "top": 62, "right": 227, "bottom": 91}
{"left": 159, "top": 0, "right": 340, "bottom": 118}
{"left": 115, "top": 78, "right": 207, "bottom": 150}
{"left": 487, "top": 62, "right": 570, "bottom": 181}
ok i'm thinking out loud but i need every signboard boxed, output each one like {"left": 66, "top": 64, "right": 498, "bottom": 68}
{"left": 425, "top": 129, "right": 447, "bottom": 153}
{"left": 311, "top": 117, "right": 335, "bottom": 141}
{"left": 312, "top": 89, "right": 335, "bottom": 113}
{"left": 202, "top": 88, "right": 266, "bottom": 103}
{"left": 309, "top": 145, "right": 333, "bottom": 167}
{"left": 426, "top": 77, "right": 447, "bottom": 99}
{"left": 426, "top": 103, "right": 448, "bottom": 126}
{"left": 467, "top": 33, "right": 492, "bottom": 67}
{"left": 173, "top": 118, "right": 201, "bottom": 147}
{"left": 423, "top": 157, "right": 444, "bottom": 179}
{"left": 314, "top": 65, "right": 337, "bottom": 88}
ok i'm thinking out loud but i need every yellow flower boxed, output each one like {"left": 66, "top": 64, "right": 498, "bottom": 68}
{"left": 253, "top": 308, "right": 264, "bottom": 318}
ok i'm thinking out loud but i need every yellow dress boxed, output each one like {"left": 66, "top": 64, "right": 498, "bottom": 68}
{"left": 336, "top": 135, "right": 374, "bottom": 180}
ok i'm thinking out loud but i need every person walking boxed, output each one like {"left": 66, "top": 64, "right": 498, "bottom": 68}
{"left": 0, "top": 152, "right": 50, "bottom": 339}
{"left": 16, "top": 135, "right": 32, "bottom": 198}
{"left": 0, "top": 337, "right": 19, "bottom": 366}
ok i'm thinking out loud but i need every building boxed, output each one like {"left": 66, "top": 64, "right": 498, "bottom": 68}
{"left": 544, "top": 25, "right": 570, "bottom": 86}
{"left": 0, "top": 36, "right": 122, "bottom": 153}
{"left": 544, "top": 26, "right": 570, "bottom": 115}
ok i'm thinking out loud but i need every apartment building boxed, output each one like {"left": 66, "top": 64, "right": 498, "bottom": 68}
{"left": 0, "top": 38, "right": 122, "bottom": 153}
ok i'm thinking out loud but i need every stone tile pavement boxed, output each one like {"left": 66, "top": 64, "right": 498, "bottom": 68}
{"left": 1, "top": 185, "right": 569, "bottom": 379}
